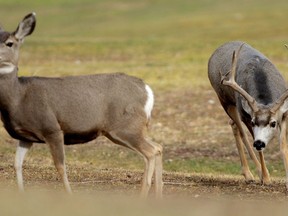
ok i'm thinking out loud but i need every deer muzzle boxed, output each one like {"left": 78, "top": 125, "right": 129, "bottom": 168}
{"left": 253, "top": 140, "right": 266, "bottom": 151}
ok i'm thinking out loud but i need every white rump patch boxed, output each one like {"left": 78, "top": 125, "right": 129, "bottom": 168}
{"left": 0, "top": 63, "right": 15, "bottom": 74}
{"left": 144, "top": 84, "right": 154, "bottom": 119}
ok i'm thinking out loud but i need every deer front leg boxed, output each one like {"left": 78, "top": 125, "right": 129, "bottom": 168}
{"left": 226, "top": 106, "right": 258, "bottom": 181}
{"left": 258, "top": 151, "right": 271, "bottom": 185}
{"left": 14, "top": 141, "right": 33, "bottom": 191}
{"left": 229, "top": 120, "right": 254, "bottom": 182}
{"left": 279, "top": 118, "right": 288, "bottom": 192}
{"left": 45, "top": 131, "right": 72, "bottom": 193}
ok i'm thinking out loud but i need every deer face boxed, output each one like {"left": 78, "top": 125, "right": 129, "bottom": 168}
{"left": 250, "top": 108, "right": 279, "bottom": 151}
{"left": 0, "top": 31, "right": 20, "bottom": 69}
{"left": 242, "top": 100, "right": 288, "bottom": 151}
{"left": 0, "top": 13, "right": 36, "bottom": 74}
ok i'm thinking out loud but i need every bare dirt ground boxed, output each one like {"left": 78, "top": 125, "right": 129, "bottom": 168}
{"left": 0, "top": 165, "right": 287, "bottom": 202}
{"left": 0, "top": 87, "right": 287, "bottom": 201}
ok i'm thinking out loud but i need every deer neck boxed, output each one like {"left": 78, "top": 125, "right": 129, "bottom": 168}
{"left": 0, "top": 67, "right": 21, "bottom": 111}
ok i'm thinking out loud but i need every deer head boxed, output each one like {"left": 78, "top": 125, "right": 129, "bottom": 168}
{"left": 221, "top": 43, "right": 288, "bottom": 151}
{"left": 0, "top": 13, "right": 36, "bottom": 74}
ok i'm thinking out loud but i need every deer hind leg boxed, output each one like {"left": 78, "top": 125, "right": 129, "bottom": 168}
{"left": 106, "top": 130, "right": 163, "bottom": 199}
{"left": 152, "top": 140, "right": 163, "bottom": 199}
{"left": 14, "top": 141, "right": 33, "bottom": 192}
{"left": 139, "top": 138, "right": 163, "bottom": 199}
{"left": 44, "top": 131, "right": 72, "bottom": 193}
{"left": 226, "top": 106, "right": 260, "bottom": 181}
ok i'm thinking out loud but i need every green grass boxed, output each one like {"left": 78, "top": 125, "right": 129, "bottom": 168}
{"left": 0, "top": 0, "right": 288, "bottom": 180}
{"left": 165, "top": 158, "right": 286, "bottom": 178}
{"left": 1, "top": 0, "right": 288, "bottom": 90}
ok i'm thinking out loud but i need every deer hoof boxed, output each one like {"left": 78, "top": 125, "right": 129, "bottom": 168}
{"left": 261, "top": 177, "right": 271, "bottom": 185}
{"left": 242, "top": 171, "right": 255, "bottom": 183}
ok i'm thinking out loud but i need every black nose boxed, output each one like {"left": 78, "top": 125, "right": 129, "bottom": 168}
{"left": 253, "top": 140, "right": 266, "bottom": 151}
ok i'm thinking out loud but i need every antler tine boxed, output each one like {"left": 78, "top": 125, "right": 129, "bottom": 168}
{"left": 220, "top": 43, "right": 259, "bottom": 112}
{"left": 270, "top": 45, "right": 288, "bottom": 113}
{"left": 270, "top": 89, "right": 288, "bottom": 113}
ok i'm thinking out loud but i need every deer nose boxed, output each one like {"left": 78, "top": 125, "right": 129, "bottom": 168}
{"left": 253, "top": 140, "right": 266, "bottom": 151}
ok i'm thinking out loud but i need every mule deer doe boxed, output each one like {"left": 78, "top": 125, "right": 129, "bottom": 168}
{"left": 0, "top": 13, "right": 163, "bottom": 198}
{"left": 208, "top": 41, "right": 288, "bottom": 192}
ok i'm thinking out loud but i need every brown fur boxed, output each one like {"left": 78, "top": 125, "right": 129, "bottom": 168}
{"left": 0, "top": 13, "right": 163, "bottom": 198}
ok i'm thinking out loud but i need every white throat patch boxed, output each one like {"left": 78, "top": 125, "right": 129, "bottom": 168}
{"left": 0, "top": 63, "right": 16, "bottom": 74}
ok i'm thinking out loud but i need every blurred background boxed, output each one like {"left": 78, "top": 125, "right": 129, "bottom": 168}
{"left": 0, "top": 0, "right": 288, "bottom": 207}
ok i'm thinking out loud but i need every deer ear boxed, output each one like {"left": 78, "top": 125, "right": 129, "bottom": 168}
{"left": 279, "top": 99, "right": 288, "bottom": 114}
{"left": 241, "top": 98, "right": 253, "bottom": 116}
{"left": 13, "top": 12, "right": 36, "bottom": 40}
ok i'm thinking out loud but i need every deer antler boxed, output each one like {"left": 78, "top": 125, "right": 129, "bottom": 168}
{"left": 269, "top": 45, "right": 288, "bottom": 113}
{"left": 270, "top": 89, "right": 288, "bottom": 113}
{"left": 220, "top": 43, "right": 259, "bottom": 112}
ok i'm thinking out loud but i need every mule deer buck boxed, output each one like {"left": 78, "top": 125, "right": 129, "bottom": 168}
{"left": 0, "top": 13, "right": 163, "bottom": 198}
{"left": 208, "top": 41, "right": 288, "bottom": 192}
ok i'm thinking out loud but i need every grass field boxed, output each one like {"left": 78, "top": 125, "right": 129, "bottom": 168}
{"left": 1, "top": 0, "right": 288, "bottom": 213}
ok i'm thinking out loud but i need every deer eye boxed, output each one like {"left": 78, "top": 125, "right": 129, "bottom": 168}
{"left": 270, "top": 121, "right": 277, "bottom": 128}
{"left": 5, "top": 42, "right": 13, "bottom": 47}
